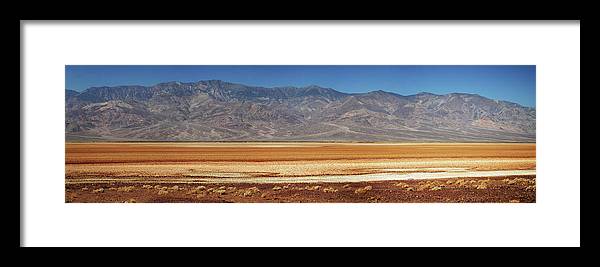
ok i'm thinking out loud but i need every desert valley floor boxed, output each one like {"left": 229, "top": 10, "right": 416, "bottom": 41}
{"left": 65, "top": 142, "right": 536, "bottom": 203}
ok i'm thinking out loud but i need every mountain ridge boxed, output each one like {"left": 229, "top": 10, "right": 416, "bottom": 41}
{"left": 65, "top": 80, "right": 536, "bottom": 142}
{"left": 67, "top": 80, "right": 533, "bottom": 108}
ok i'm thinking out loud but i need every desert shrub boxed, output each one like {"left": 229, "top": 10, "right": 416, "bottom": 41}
{"left": 117, "top": 186, "right": 135, "bottom": 192}
{"left": 525, "top": 185, "right": 535, "bottom": 191}
{"left": 188, "top": 185, "right": 209, "bottom": 195}
{"left": 395, "top": 182, "right": 409, "bottom": 188}
{"left": 431, "top": 181, "right": 443, "bottom": 187}
{"left": 92, "top": 188, "right": 104, "bottom": 193}
{"left": 367, "top": 196, "right": 381, "bottom": 203}
{"left": 507, "top": 178, "right": 533, "bottom": 186}
{"left": 305, "top": 185, "right": 321, "bottom": 191}
{"left": 188, "top": 185, "right": 206, "bottom": 194}
{"left": 322, "top": 187, "right": 338, "bottom": 193}
{"left": 416, "top": 185, "right": 429, "bottom": 191}
{"left": 241, "top": 187, "right": 261, "bottom": 197}
{"left": 213, "top": 188, "right": 227, "bottom": 195}
{"left": 354, "top": 186, "right": 372, "bottom": 194}
{"left": 158, "top": 190, "right": 168, "bottom": 195}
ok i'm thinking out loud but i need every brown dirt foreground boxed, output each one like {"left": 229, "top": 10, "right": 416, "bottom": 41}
{"left": 65, "top": 175, "right": 535, "bottom": 203}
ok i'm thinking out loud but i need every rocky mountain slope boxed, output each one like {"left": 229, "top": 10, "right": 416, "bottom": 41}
{"left": 65, "top": 80, "right": 536, "bottom": 142}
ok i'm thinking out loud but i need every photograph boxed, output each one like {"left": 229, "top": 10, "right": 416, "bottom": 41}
{"left": 22, "top": 20, "right": 579, "bottom": 247}
{"left": 65, "top": 65, "right": 536, "bottom": 203}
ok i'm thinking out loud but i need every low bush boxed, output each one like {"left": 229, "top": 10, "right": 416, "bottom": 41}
{"left": 240, "top": 187, "right": 261, "bottom": 197}
{"left": 322, "top": 187, "right": 338, "bottom": 193}
{"left": 117, "top": 186, "right": 135, "bottom": 192}
{"left": 354, "top": 186, "right": 372, "bottom": 194}
{"left": 158, "top": 190, "right": 168, "bottom": 195}
{"left": 92, "top": 188, "right": 104, "bottom": 193}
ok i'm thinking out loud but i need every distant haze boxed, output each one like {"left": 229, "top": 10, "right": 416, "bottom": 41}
{"left": 66, "top": 65, "right": 536, "bottom": 107}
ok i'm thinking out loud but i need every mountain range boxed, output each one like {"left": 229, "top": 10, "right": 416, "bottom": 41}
{"left": 65, "top": 80, "right": 536, "bottom": 142}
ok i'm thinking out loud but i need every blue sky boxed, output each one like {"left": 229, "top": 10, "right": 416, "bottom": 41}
{"left": 66, "top": 65, "right": 536, "bottom": 107}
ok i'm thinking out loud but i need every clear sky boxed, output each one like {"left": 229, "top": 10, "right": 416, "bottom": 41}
{"left": 66, "top": 65, "right": 536, "bottom": 107}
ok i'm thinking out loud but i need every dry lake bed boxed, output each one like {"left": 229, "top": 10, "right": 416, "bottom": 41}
{"left": 65, "top": 142, "right": 536, "bottom": 203}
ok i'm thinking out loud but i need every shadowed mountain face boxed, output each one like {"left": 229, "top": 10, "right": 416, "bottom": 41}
{"left": 65, "top": 80, "right": 536, "bottom": 142}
